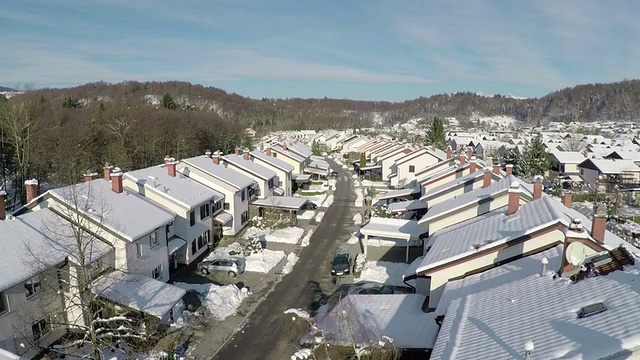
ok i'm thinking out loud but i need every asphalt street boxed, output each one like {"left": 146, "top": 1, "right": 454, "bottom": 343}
{"left": 212, "top": 159, "right": 358, "bottom": 360}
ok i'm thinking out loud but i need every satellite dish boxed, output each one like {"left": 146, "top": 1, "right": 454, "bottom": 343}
{"left": 565, "top": 242, "right": 587, "bottom": 266}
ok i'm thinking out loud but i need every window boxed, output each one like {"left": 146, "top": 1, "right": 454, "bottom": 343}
{"left": 149, "top": 232, "right": 158, "bottom": 248}
{"left": 89, "top": 260, "right": 103, "bottom": 278}
{"left": 136, "top": 243, "right": 143, "bottom": 258}
{"left": 241, "top": 189, "right": 246, "bottom": 201}
{"left": 197, "top": 234, "right": 206, "bottom": 249}
{"left": 25, "top": 275, "right": 43, "bottom": 298}
{"left": 268, "top": 178, "right": 274, "bottom": 189}
{"left": 409, "top": 165, "right": 415, "bottom": 173}
{"left": 273, "top": 153, "right": 277, "bottom": 157}
{"left": 213, "top": 200, "right": 222, "bottom": 212}
{"left": 241, "top": 211, "right": 249, "bottom": 224}
{"left": 189, "top": 211, "right": 196, "bottom": 226}
{"left": 0, "top": 292, "right": 8, "bottom": 315}
{"left": 200, "top": 203, "right": 210, "bottom": 220}
{"left": 191, "top": 240, "right": 197, "bottom": 255}
{"left": 32, "top": 318, "right": 50, "bottom": 341}
{"left": 152, "top": 265, "right": 162, "bottom": 280}
{"left": 278, "top": 180, "right": 282, "bottom": 187}
{"left": 223, "top": 202, "right": 230, "bottom": 210}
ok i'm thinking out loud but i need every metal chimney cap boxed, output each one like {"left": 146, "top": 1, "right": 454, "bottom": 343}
{"left": 541, "top": 257, "right": 549, "bottom": 265}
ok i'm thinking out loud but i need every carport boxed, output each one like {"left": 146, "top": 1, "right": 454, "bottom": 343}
{"left": 360, "top": 217, "right": 426, "bottom": 263}
{"left": 251, "top": 196, "right": 308, "bottom": 225}
{"left": 378, "top": 187, "right": 422, "bottom": 203}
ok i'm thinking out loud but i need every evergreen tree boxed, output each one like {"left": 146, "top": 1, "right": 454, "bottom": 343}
{"left": 425, "top": 116, "right": 446, "bottom": 149}
{"left": 359, "top": 151, "right": 366, "bottom": 167}
{"left": 240, "top": 134, "right": 255, "bottom": 151}
{"left": 518, "top": 137, "right": 550, "bottom": 179}
{"left": 162, "top": 93, "right": 177, "bottom": 110}
{"left": 311, "top": 140, "right": 324, "bottom": 156}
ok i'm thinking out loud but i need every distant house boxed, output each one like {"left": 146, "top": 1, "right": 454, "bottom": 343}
{"left": 549, "top": 150, "right": 589, "bottom": 177}
{"left": 577, "top": 158, "right": 640, "bottom": 191}
{"left": 244, "top": 128, "right": 257, "bottom": 138}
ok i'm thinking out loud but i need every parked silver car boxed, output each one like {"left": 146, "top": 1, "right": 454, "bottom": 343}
{"left": 197, "top": 257, "right": 246, "bottom": 278}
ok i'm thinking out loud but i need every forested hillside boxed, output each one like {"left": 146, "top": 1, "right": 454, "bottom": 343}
{"left": 1, "top": 79, "right": 640, "bottom": 206}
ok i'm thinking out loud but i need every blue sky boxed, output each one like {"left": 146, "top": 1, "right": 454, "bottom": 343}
{"left": 1, "top": 0, "right": 639, "bottom": 101}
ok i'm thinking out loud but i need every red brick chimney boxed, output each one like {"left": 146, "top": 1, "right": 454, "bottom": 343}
{"left": 235, "top": 148, "right": 240, "bottom": 156}
{"left": 0, "top": 188, "right": 6, "bottom": 220}
{"left": 164, "top": 156, "right": 171, "bottom": 166}
{"left": 103, "top": 165, "right": 113, "bottom": 181}
{"left": 25, "top": 179, "right": 39, "bottom": 203}
{"left": 84, "top": 171, "right": 99, "bottom": 182}
{"left": 111, "top": 168, "right": 123, "bottom": 193}
{"left": 533, "top": 176, "right": 543, "bottom": 199}
{"left": 467, "top": 146, "right": 473, "bottom": 161}
{"left": 583, "top": 150, "right": 588, "bottom": 158}
{"left": 167, "top": 158, "right": 177, "bottom": 177}
{"left": 561, "top": 218, "right": 590, "bottom": 273}
{"left": 243, "top": 149, "right": 250, "bottom": 160}
{"left": 282, "top": 143, "right": 288, "bottom": 151}
{"left": 431, "top": 145, "right": 436, "bottom": 152}
{"left": 505, "top": 164, "right": 513, "bottom": 176}
{"left": 459, "top": 154, "right": 466, "bottom": 166}
{"left": 483, "top": 168, "right": 492, "bottom": 188}
{"left": 562, "top": 192, "right": 572, "bottom": 208}
{"left": 591, "top": 215, "right": 606, "bottom": 244}
{"left": 507, "top": 181, "right": 521, "bottom": 215}
{"left": 266, "top": 148, "right": 272, "bottom": 157}
{"left": 212, "top": 151, "right": 221, "bottom": 165}
{"left": 469, "top": 157, "right": 477, "bottom": 173}
{"left": 446, "top": 146, "right": 452, "bottom": 159}
{"left": 493, "top": 164, "right": 501, "bottom": 175}
{"left": 205, "top": 150, "right": 212, "bottom": 158}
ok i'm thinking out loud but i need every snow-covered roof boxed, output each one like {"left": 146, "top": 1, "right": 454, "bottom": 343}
{"left": 180, "top": 155, "right": 256, "bottom": 190}
{"left": 214, "top": 211, "right": 233, "bottom": 226}
{"left": 388, "top": 199, "right": 427, "bottom": 212}
{"left": 550, "top": 150, "right": 588, "bottom": 164}
{"left": 49, "top": 179, "right": 175, "bottom": 242}
{"left": 0, "top": 209, "right": 112, "bottom": 292}
{"left": 395, "top": 148, "right": 430, "bottom": 166}
{"left": 308, "top": 160, "right": 329, "bottom": 170}
{"left": 303, "top": 167, "right": 328, "bottom": 176}
{"left": 378, "top": 188, "right": 421, "bottom": 201}
{"left": 431, "top": 247, "right": 640, "bottom": 360}
{"left": 167, "top": 236, "right": 186, "bottom": 255}
{"left": 251, "top": 150, "right": 295, "bottom": 172}
{"left": 292, "top": 174, "right": 312, "bottom": 182}
{"left": 286, "top": 141, "right": 313, "bottom": 158}
{"left": 273, "top": 145, "right": 305, "bottom": 162}
{"left": 579, "top": 158, "right": 640, "bottom": 174}
{"left": 419, "top": 176, "right": 532, "bottom": 225}
{"left": 223, "top": 154, "right": 277, "bottom": 180}
{"left": 93, "top": 272, "right": 186, "bottom": 319}
{"left": 251, "top": 196, "right": 307, "bottom": 210}
{"left": 420, "top": 169, "right": 497, "bottom": 201}
{"left": 124, "top": 165, "right": 224, "bottom": 210}
{"left": 360, "top": 217, "right": 425, "bottom": 241}
{"left": 316, "top": 294, "right": 439, "bottom": 349}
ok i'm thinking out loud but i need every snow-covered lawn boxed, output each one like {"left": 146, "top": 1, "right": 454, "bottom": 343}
{"left": 244, "top": 249, "right": 286, "bottom": 273}
{"left": 245, "top": 226, "right": 306, "bottom": 244}
{"left": 300, "top": 230, "right": 314, "bottom": 247}
{"left": 321, "top": 194, "right": 334, "bottom": 207}
{"left": 328, "top": 178, "right": 337, "bottom": 189}
{"left": 173, "top": 282, "right": 249, "bottom": 321}
{"left": 315, "top": 211, "right": 325, "bottom": 222}
{"left": 282, "top": 253, "right": 299, "bottom": 275}
{"left": 353, "top": 179, "right": 361, "bottom": 187}
{"left": 367, "top": 237, "right": 405, "bottom": 247}
{"left": 347, "top": 232, "right": 361, "bottom": 244}
{"left": 355, "top": 189, "right": 364, "bottom": 207}
{"left": 296, "top": 209, "right": 316, "bottom": 220}
{"left": 353, "top": 213, "right": 362, "bottom": 225}
{"left": 352, "top": 174, "right": 358, "bottom": 179}
{"left": 357, "top": 261, "right": 410, "bottom": 287}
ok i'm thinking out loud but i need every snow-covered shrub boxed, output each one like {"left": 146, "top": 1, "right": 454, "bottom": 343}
{"left": 243, "top": 236, "right": 264, "bottom": 255}
{"left": 372, "top": 205, "right": 392, "bottom": 218}
{"left": 250, "top": 216, "right": 265, "bottom": 230}
{"left": 353, "top": 253, "right": 366, "bottom": 278}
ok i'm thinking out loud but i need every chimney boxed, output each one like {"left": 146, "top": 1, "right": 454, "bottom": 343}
{"left": 260, "top": 143, "right": 264, "bottom": 151}
{"left": 167, "top": 158, "right": 177, "bottom": 177}
{"left": 562, "top": 192, "right": 572, "bottom": 208}
{"left": 562, "top": 218, "right": 590, "bottom": 273}
{"left": 163, "top": 155, "right": 171, "bottom": 166}
{"left": 524, "top": 341, "right": 534, "bottom": 360}
{"left": 431, "top": 145, "right": 436, "bottom": 152}
{"left": 458, "top": 153, "right": 466, "bottom": 166}
{"left": 540, "top": 257, "right": 548, "bottom": 277}
{"left": 111, "top": 168, "right": 123, "bottom": 193}
{"left": 283, "top": 143, "right": 288, "bottom": 151}
{"left": 266, "top": 148, "right": 272, "bottom": 156}
{"left": 243, "top": 148, "right": 250, "bottom": 160}
{"left": 84, "top": 171, "right": 99, "bottom": 182}
{"left": 505, "top": 164, "right": 513, "bottom": 176}
{"left": 493, "top": 164, "right": 501, "bottom": 176}
{"left": 25, "top": 179, "right": 39, "bottom": 203}
{"left": 0, "top": 187, "right": 6, "bottom": 220}
{"left": 103, "top": 164, "right": 113, "bottom": 180}
{"left": 469, "top": 157, "right": 477, "bottom": 173}
{"left": 234, "top": 148, "right": 240, "bottom": 156}
{"left": 467, "top": 146, "right": 473, "bottom": 161}
{"left": 205, "top": 150, "right": 212, "bottom": 158}
{"left": 446, "top": 146, "right": 452, "bottom": 159}
{"left": 591, "top": 215, "right": 606, "bottom": 244}
{"left": 212, "top": 151, "right": 221, "bottom": 165}
{"left": 533, "top": 175, "right": 543, "bottom": 199}
{"left": 483, "top": 168, "right": 492, "bottom": 188}
{"left": 583, "top": 150, "right": 588, "bottom": 158}
{"left": 507, "top": 181, "right": 521, "bottom": 215}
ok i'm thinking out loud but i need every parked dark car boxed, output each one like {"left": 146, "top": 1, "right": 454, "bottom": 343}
{"left": 303, "top": 201, "right": 318, "bottom": 210}
{"left": 330, "top": 170, "right": 339, "bottom": 178}
{"left": 331, "top": 252, "right": 352, "bottom": 276}
{"left": 197, "top": 257, "right": 246, "bottom": 278}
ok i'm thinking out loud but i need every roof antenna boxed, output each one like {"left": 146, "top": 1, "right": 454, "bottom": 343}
{"left": 540, "top": 257, "right": 548, "bottom": 277}
{"left": 524, "top": 341, "right": 534, "bottom": 359}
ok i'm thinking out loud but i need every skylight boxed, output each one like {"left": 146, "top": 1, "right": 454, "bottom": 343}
{"left": 577, "top": 302, "right": 607, "bottom": 318}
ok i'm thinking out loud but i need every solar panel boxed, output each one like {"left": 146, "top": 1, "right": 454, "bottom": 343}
{"left": 577, "top": 302, "right": 607, "bottom": 318}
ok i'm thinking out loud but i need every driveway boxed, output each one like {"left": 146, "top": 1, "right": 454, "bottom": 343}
{"left": 209, "top": 158, "right": 359, "bottom": 360}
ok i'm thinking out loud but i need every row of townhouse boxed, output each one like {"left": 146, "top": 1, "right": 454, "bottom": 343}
{"left": 0, "top": 142, "right": 317, "bottom": 358}
{"left": 320, "top": 145, "right": 640, "bottom": 358}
